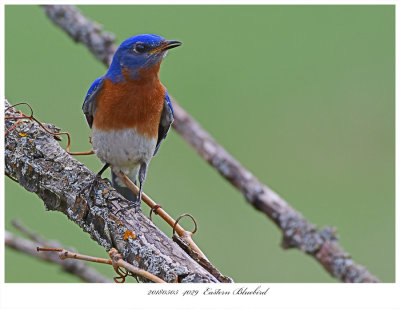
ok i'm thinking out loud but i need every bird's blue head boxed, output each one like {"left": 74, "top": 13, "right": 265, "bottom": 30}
{"left": 106, "top": 34, "right": 182, "bottom": 83}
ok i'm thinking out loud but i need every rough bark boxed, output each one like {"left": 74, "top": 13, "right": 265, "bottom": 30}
{"left": 5, "top": 99, "right": 219, "bottom": 283}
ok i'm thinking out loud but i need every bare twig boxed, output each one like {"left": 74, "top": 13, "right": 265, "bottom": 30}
{"left": 5, "top": 230, "right": 112, "bottom": 283}
{"left": 5, "top": 99, "right": 222, "bottom": 283}
{"left": 36, "top": 247, "right": 165, "bottom": 283}
{"left": 38, "top": 247, "right": 111, "bottom": 264}
{"left": 40, "top": 5, "right": 380, "bottom": 283}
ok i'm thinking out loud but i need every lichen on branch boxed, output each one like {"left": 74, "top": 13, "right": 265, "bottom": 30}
{"left": 4, "top": 99, "right": 220, "bottom": 283}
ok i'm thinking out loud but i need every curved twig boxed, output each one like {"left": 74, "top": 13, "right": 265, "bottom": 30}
{"left": 173, "top": 213, "right": 197, "bottom": 236}
{"left": 5, "top": 102, "right": 94, "bottom": 155}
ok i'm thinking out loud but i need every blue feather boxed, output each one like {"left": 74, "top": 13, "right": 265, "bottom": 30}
{"left": 153, "top": 91, "right": 174, "bottom": 156}
{"left": 165, "top": 91, "right": 174, "bottom": 116}
{"left": 84, "top": 76, "right": 104, "bottom": 101}
{"left": 82, "top": 76, "right": 104, "bottom": 128}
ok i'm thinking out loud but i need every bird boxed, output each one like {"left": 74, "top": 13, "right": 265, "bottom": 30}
{"left": 82, "top": 34, "right": 181, "bottom": 208}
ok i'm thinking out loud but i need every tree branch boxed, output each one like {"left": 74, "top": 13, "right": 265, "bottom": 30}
{"left": 42, "top": 5, "right": 116, "bottom": 66}
{"left": 42, "top": 4, "right": 380, "bottom": 282}
{"left": 5, "top": 99, "right": 220, "bottom": 283}
{"left": 5, "top": 229, "right": 112, "bottom": 283}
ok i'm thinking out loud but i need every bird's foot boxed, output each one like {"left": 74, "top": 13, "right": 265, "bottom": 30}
{"left": 82, "top": 174, "right": 111, "bottom": 205}
{"left": 116, "top": 200, "right": 142, "bottom": 214}
{"left": 88, "top": 174, "right": 102, "bottom": 199}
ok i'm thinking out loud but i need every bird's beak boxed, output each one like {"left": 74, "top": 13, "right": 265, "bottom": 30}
{"left": 150, "top": 40, "right": 182, "bottom": 54}
{"left": 163, "top": 40, "right": 182, "bottom": 50}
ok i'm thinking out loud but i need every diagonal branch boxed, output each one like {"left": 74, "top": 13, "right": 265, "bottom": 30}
{"left": 41, "top": 4, "right": 380, "bottom": 283}
{"left": 5, "top": 99, "right": 221, "bottom": 283}
{"left": 42, "top": 5, "right": 116, "bottom": 66}
{"left": 5, "top": 229, "right": 112, "bottom": 283}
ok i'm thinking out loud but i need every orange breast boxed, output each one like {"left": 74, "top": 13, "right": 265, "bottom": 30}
{"left": 92, "top": 67, "right": 166, "bottom": 138}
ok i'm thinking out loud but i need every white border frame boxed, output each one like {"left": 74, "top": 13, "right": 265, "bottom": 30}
{"left": 1, "top": 1, "right": 398, "bottom": 309}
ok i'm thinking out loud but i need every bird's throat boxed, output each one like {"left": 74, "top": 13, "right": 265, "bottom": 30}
{"left": 121, "top": 60, "right": 162, "bottom": 85}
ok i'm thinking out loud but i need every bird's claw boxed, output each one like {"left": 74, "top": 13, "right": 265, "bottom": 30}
{"left": 88, "top": 174, "right": 102, "bottom": 198}
{"left": 81, "top": 174, "right": 111, "bottom": 208}
{"left": 116, "top": 200, "right": 142, "bottom": 214}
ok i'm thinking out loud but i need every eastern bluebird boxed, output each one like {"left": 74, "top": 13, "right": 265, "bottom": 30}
{"left": 82, "top": 34, "right": 181, "bottom": 207}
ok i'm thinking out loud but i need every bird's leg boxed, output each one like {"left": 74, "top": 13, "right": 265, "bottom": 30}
{"left": 97, "top": 163, "right": 111, "bottom": 178}
{"left": 136, "top": 162, "right": 148, "bottom": 206}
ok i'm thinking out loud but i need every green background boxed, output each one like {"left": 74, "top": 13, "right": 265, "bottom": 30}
{"left": 4, "top": 5, "right": 395, "bottom": 283}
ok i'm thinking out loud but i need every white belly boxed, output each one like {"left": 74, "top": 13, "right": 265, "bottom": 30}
{"left": 91, "top": 128, "right": 157, "bottom": 174}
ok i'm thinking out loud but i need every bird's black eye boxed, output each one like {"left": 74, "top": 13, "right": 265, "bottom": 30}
{"left": 134, "top": 43, "right": 146, "bottom": 54}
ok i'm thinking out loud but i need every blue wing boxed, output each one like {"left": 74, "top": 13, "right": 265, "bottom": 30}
{"left": 82, "top": 76, "right": 104, "bottom": 128}
{"left": 154, "top": 92, "right": 174, "bottom": 156}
